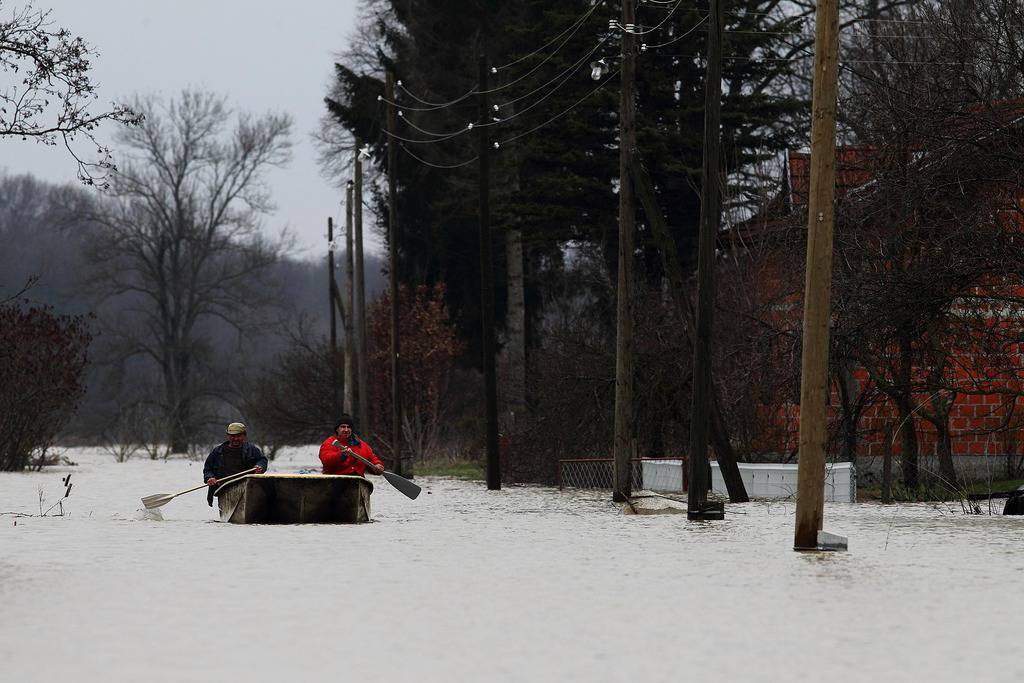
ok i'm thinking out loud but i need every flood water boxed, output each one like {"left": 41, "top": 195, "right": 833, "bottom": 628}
{"left": 2, "top": 448, "right": 1022, "bottom": 682}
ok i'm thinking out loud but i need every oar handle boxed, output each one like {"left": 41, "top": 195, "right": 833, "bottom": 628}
{"left": 333, "top": 440, "right": 421, "bottom": 500}
{"left": 217, "top": 466, "right": 259, "bottom": 483}
{"left": 333, "top": 440, "right": 378, "bottom": 470}
{"left": 201, "top": 466, "right": 259, "bottom": 492}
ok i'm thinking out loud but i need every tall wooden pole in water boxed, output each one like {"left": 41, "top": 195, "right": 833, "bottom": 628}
{"left": 687, "top": 0, "right": 725, "bottom": 520}
{"left": 386, "top": 70, "right": 405, "bottom": 477}
{"left": 354, "top": 140, "right": 370, "bottom": 436}
{"left": 612, "top": 0, "right": 637, "bottom": 503}
{"left": 794, "top": 0, "right": 841, "bottom": 550}
{"left": 478, "top": 55, "right": 500, "bottom": 490}
{"left": 344, "top": 182, "right": 356, "bottom": 415}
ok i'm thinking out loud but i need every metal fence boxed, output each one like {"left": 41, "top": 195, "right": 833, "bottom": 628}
{"left": 557, "top": 457, "right": 688, "bottom": 492}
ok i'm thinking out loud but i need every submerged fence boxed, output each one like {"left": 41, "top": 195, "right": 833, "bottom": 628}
{"left": 557, "top": 457, "right": 689, "bottom": 492}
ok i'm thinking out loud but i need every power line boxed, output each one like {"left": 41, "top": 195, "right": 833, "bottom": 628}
{"left": 652, "top": 52, "right": 968, "bottom": 65}
{"left": 477, "top": 6, "right": 601, "bottom": 96}
{"left": 616, "top": 0, "right": 685, "bottom": 35}
{"left": 497, "top": 34, "right": 612, "bottom": 110}
{"left": 397, "top": 110, "right": 471, "bottom": 139}
{"left": 380, "top": 109, "right": 468, "bottom": 144}
{"left": 724, "top": 29, "right": 956, "bottom": 39}
{"left": 494, "top": 0, "right": 605, "bottom": 71}
{"left": 398, "top": 143, "right": 478, "bottom": 169}
{"left": 389, "top": 0, "right": 606, "bottom": 112}
{"left": 498, "top": 67, "right": 620, "bottom": 146}
{"left": 391, "top": 34, "right": 614, "bottom": 141}
{"left": 390, "top": 67, "right": 620, "bottom": 170}
{"left": 370, "top": 4, "right": 985, "bottom": 169}
{"left": 661, "top": 5, "right": 987, "bottom": 26}
{"left": 394, "top": 81, "right": 476, "bottom": 112}
{"left": 642, "top": 14, "right": 708, "bottom": 50}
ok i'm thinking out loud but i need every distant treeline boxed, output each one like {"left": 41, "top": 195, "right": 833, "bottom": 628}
{"left": 0, "top": 171, "right": 386, "bottom": 445}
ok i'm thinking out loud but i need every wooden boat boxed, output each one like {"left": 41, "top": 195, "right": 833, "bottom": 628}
{"left": 215, "top": 473, "right": 373, "bottom": 524}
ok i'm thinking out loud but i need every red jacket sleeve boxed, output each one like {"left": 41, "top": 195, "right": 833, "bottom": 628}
{"left": 319, "top": 439, "right": 346, "bottom": 471}
{"left": 362, "top": 444, "right": 384, "bottom": 469}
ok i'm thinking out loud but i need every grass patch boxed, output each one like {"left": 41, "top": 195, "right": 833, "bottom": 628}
{"left": 964, "top": 478, "right": 1024, "bottom": 495}
{"left": 415, "top": 459, "right": 485, "bottom": 480}
{"left": 859, "top": 477, "right": 1024, "bottom": 502}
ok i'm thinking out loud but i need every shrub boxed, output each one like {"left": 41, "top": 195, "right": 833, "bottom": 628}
{"left": 0, "top": 305, "right": 92, "bottom": 470}
{"left": 369, "top": 284, "right": 463, "bottom": 462}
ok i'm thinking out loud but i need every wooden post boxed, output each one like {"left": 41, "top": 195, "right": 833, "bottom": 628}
{"left": 479, "top": 54, "right": 501, "bottom": 490}
{"left": 354, "top": 139, "right": 370, "bottom": 436}
{"left": 687, "top": 0, "right": 726, "bottom": 520}
{"left": 794, "top": 0, "right": 841, "bottom": 550}
{"left": 386, "top": 70, "right": 406, "bottom": 478}
{"left": 344, "top": 181, "right": 356, "bottom": 415}
{"left": 612, "top": 0, "right": 637, "bottom": 504}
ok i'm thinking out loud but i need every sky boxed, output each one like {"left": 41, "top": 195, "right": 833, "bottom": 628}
{"left": 2, "top": 0, "right": 378, "bottom": 258}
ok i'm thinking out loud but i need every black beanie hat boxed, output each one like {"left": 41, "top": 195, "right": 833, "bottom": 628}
{"left": 334, "top": 414, "right": 355, "bottom": 431}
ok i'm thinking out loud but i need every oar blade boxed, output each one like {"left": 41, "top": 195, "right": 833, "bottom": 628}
{"left": 141, "top": 493, "right": 174, "bottom": 509}
{"left": 383, "top": 471, "right": 421, "bottom": 500}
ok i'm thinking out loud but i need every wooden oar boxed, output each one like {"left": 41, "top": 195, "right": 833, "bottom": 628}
{"left": 332, "top": 440, "right": 421, "bottom": 500}
{"left": 141, "top": 467, "right": 258, "bottom": 509}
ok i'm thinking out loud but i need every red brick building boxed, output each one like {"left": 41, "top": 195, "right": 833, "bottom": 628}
{"left": 732, "top": 136, "right": 1024, "bottom": 482}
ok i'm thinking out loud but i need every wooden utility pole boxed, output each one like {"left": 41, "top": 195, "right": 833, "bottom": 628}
{"left": 386, "top": 70, "right": 406, "bottom": 478}
{"left": 612, "top": 0, "right": 637, "bottom": 503}
{"left": 794, "top": 0, "right": 843, "bottom": 551}
{"left": 478, "top": 55, "right": 501, "bottom": 490}
{"left": 687, "top": 0, "right": 726, "bottom": 521}
{"left": 327, "top": 216, "right": 342, "bottom": 415}
{"left": 354, "top": 139, "right": 370, "bottom": 436}
{"left": 328, "top": 216, "right": 337, "bottom": 354}
{"left": 344, "top": 182, "right": 356, "bottom": 415}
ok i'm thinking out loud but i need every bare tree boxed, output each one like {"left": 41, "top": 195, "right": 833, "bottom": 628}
{"left": 0, "top": 2, "right": 141, "bottom": 186}
{"left": 83, "top": 90, "right": 292, "bottom": 452}
{"left": 828, "top": 0, "right": 1024, "bottom": 489}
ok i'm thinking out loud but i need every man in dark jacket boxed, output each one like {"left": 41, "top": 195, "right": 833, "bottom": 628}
{"left": 203, "top": 422, "right": 267, "bottom": 486}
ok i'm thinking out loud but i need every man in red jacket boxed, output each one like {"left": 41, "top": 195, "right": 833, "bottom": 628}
{"left": 319, "top": 414, "right": 385, "bottom": 476}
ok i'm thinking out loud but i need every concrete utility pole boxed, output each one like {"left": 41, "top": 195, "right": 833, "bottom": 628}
{"left": 344, "top": 182, "right": 356, "bottom": 415}
{"left": 478, "top": 54, "right": 501, "bottom": 490}
{"left": 612, "top": 0, "right": 637, "bottom": 504}
{"left": 687, "top": 0, "right": 726, "bottom": 521}
{"left": 794, "top": 0, "right": 845, "bottom": 551}
{"left": 386, "top": 70, "right": 406, "bottom": 477}
{"left": 354, "top": 139, "right": 370, "bottom": 436}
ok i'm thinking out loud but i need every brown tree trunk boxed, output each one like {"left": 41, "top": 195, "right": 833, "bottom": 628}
{"left": 838, "top": 365, "right": 860, "bottom": 463}
{"left": 896, "top": 336, "right": 918, "bottom": 489}
{"left": 894, "top": 395, "right": 919, "bottom": 490}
